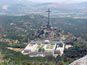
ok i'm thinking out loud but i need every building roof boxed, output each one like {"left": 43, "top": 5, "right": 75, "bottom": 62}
{"left": 23, "top": 50, "right": 31, "bottom": 53}
{"left": 54, "top": 50, "right": 61, "bottom": 54}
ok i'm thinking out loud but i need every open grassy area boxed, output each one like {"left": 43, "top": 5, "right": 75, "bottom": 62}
{"left": 46, "top": 44, "right": 54, "bottom": 49}
{"left": 37, "top": 44, "right": 44, "bottom": 48}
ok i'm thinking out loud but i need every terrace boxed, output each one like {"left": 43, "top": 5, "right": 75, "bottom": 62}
{"left": 22, "top": 40, "right": 65, "bottom": 57}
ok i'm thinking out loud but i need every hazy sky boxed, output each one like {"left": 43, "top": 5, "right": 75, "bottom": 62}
{"left": 30, "top": 0, "right": 87, "bottom": 3}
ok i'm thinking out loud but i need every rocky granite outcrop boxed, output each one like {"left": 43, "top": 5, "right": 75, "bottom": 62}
{"left": 69, "top": 55, "right": 87, "bottom": 65}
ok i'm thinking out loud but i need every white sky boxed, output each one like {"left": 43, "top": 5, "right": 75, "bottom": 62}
{"left": 30, "top": 0, "right": 87, "bottom": 3}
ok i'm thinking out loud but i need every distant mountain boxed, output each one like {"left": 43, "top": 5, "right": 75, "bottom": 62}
{"left": 0, "top": 1, "right": 87, "bottom": 15}
{"left": 0, "top": 0, "right": 37, "bottom": 15}
{"left": 34, "top": 2, "right": 87, "bottom": 11}
{"left": 0, "top": 0, "right": 34, "bottom": 5}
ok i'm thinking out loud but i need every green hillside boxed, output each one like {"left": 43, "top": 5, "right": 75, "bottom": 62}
{"left": 0, "top": 14, "right": 87, "bottom": 41}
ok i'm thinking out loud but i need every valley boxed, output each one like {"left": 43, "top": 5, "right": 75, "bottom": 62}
{"left": 0, "top": 0, "right": 87, "bottom": 65}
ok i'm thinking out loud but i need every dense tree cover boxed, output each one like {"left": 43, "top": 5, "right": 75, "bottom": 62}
{"left": 64, "top": 41, "right": 87, "bottom": 58}
{"left": 0, "top": 15, "right": 87, "bottom": 41}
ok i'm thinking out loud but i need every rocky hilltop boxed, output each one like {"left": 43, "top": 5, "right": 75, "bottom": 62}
{"left": 69, "top": 55, "right": 87, "bottom": 65}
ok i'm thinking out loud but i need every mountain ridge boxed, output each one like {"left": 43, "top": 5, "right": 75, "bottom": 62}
{"left": 0, "top": 1, "right": 87, "bottom": 15}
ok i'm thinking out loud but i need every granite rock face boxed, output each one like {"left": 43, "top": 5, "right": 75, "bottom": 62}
{"left": 69, "top": 55, "right": 87, "bottom": 65}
